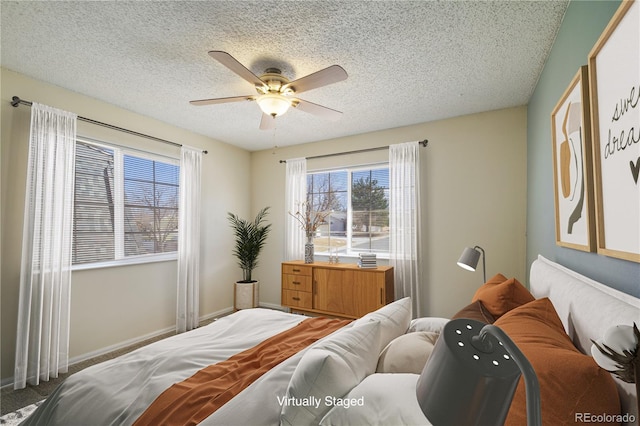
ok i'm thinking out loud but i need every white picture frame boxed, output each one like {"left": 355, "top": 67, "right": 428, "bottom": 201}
{"left": 588, "top": 0, "right": 640, "bottom": 263}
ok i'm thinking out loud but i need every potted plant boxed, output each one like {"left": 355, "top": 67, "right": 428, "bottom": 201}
{"left": 227, "top": 207, "right": 271, "bottom": 309}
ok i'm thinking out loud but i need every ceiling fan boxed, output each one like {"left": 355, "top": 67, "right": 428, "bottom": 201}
{"left": 190, "top": 51, "right": 348, "bottom": 130}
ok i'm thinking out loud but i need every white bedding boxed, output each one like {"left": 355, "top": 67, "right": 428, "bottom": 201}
{"left": 24, "top": 297, "right": 415, "bottom": 426}
{"left": 24, "top": 308, "right": 312, "bottom": 426}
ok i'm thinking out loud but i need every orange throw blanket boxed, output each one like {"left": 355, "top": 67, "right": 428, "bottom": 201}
{"left": 134, "top": 316, "right": 350, "bottom": 426}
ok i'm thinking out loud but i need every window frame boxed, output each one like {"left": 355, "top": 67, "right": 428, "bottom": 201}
{"left": 307, "top": 162, "right": 390, "bottom": 259}
{"left": 72, "top": 137, "right": 179, "bottom": 271}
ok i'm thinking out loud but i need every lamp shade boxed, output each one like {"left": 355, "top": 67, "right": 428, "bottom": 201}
{"left": 256, "top": 93, "right": 291, "bottom": 117}
{"left": 457, "top": 246, "right": 481, "bottom": 271}
{"left": 416, "top": 319, "right": 525, "bottom": 426}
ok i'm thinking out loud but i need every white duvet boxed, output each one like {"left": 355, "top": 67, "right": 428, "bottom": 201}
{"left": 24, "top": 308, "right": 315, "bottom": 426}
{"left": 24, "top": 298, "right": 431, "bottom": 426}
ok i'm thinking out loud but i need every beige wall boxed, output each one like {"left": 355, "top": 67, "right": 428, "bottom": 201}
{"left": 251, "top": 106, "right": 528, "bottom": 318}
{"left": 0, "top": 68, "right": 251, "bottom": 382}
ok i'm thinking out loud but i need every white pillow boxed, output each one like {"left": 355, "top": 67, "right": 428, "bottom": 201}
{"left": 280, "top": 320, "right": 381, "bottom": 426}
{"left": 319, "top": 373, "right": 431, "bottom": 426}
{"left": 376, "top": 331, "right": 439, "bottom": 373}
{"left": 354, "top": 297, "right": 412, "bottom": 354}
{"left": 408, "top": 317, "right": 449, "bottom": 333}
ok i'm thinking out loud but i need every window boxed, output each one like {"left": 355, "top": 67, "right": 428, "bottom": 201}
{"left": 73, "top": 139, "right": 179, "bottom": 266}
{"left": 307, "top": 165, "right": 389, "bottom": 256}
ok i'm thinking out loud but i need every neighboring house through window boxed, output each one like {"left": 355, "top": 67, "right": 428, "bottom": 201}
{"left": 307, "top": 165, "right": 389, "bottom": 256}
{"left": 73, "top": 138, "right": 179, "bottom": 267}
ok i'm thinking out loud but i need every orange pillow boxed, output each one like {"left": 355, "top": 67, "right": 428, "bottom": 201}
{"left": 472, "top": 275, "right": 534, "bottom": 318}
{"left": 451, "top": 300, "right": 495, "bottom": 324}
{"left": 484, "top": 273, "right": 508, "bottom": 285}
{"left": 495, "top": 298, "right": 620, "bottom": 426}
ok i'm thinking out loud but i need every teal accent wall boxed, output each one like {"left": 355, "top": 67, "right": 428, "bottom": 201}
{"left": 527, "top": 0, "right": 639, "bottom": 297}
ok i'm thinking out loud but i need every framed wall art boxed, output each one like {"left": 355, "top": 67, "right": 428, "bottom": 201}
{"left": 551, "top": 66, "right": 595, "bottom": 252}
{"left": 588, "top": 0, "right": 640, "bottom": 263}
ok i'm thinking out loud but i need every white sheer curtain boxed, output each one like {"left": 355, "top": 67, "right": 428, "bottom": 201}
{"left": 284, "top": 158, "right": 307, "bottom": 260}
{"left": 176, "top": 146, "right": 202, "bottom": 333}
{"left": 15, "top": 103, "right": 77, "bottom": 389}
{"left": 389, "top": 142, "right": 422, "bottom": 317}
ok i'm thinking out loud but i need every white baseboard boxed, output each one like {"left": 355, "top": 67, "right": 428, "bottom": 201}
{"left": 200, "top": 307, "right": 235, "bottom": 322}
{"left": 1, "top": 306, "right": 235, "bottom": 390}
{"left": 67, "top": 306, "right": 235, "bottom": 366}
{"left": 258, "top": 302, "right": 288, "bottom": 312}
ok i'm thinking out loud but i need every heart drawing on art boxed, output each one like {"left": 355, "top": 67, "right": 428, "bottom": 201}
{"left": 631, "top": 157, "right": 640, "bottom": 184}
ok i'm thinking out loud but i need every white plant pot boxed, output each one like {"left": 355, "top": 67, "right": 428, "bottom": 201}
{"left": 234, "top": 281, "right": 259, "bottom": 310}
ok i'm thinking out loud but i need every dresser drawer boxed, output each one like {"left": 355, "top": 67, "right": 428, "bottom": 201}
{"left": 282, "top": 264, "right": 312, "bottom": 276}
{"left": 282, "top": 289, "right": 312, "bottom": 309}
{"left": 282, "top": 274, "right": 312, "bottom": 292}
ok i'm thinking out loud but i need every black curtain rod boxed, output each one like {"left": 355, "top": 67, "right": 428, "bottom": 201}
{"left": 10, "top": 96, "right": 208, "bottom": 154}
{"left": 278, "top": 139, "right": 428, "bottom": 163}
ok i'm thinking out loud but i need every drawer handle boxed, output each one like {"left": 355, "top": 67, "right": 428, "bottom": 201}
{"left": 292, "top": 297, "right": 301, "bottom": 301}
{"left": 292, "top": 281, "right": 301, "bottom": 285}
{"left": 292, "top": 268, "right": 301, "bottom": 272}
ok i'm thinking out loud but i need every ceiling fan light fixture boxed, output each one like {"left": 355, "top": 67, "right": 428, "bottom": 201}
{"left": 191, "top": 52, "right": 348, "bottom": 127}
{"left": 256, "top": 93, "right": 291, "bottom": 117}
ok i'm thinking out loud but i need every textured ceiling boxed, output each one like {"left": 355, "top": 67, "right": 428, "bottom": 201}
{"left": 1, "top": 1, "right": 568, "bottom": 151}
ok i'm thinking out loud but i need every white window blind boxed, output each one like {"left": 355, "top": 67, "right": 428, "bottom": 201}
{"left": 73, "top": 140, "right": 179, "bottom": 265}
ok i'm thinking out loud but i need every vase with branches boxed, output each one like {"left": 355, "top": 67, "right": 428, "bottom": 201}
{"left": 289, "top": 201, "right": 330, "bottom": 263}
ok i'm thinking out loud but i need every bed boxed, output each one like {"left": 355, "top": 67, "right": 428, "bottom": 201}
{"left": 24, "top": 255, "right": 638, "bottom": 425}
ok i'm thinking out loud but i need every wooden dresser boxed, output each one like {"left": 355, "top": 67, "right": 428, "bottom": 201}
{"left": 281, "top": 261, "right": 394, "bottom": 319}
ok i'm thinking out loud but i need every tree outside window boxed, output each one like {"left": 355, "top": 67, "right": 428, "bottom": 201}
{"left": 307, "top": 166, "right": 389, "bottom": 256}
{"left": 123, "top": 156, "right": 179, "bottom": 256}
{"left": 351, "top": 169, "right": 389, "bottom": 253}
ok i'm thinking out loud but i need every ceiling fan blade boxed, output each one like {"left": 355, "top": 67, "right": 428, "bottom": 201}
{"left": 259, "top": 113, "right": 276, "bottom": 130}
{"left": 294, "top": 98, "right": 343, "bottom": 120}
{"left": 283, "top": 65, "right": 348, "bottom": 94}
{"left": 189, "top": 95, "right": 255, "bottom": 106}
{"left": 208, "top": 51, "right": 267, "bottom": 89}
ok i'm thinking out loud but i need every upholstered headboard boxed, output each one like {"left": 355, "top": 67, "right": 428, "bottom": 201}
{"left": 529, "top": 255, "right": 639, "bottom": 423}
